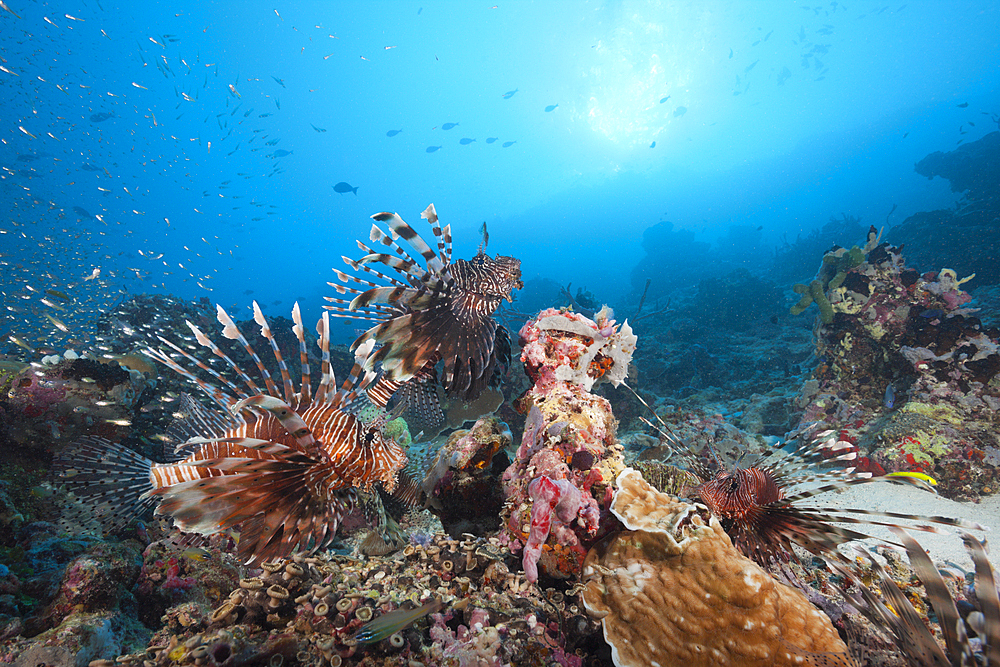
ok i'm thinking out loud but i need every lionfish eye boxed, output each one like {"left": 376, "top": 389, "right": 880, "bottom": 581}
{"left": 363, "top": 430, "right": 376, "bottom": 445}
{"left": 725, "top": 475, "right": 741, "bottom": 493}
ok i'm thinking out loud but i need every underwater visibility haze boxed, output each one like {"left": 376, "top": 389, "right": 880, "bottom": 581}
{"left": 3, "top": 1, "right": 1000, "bottom": 666}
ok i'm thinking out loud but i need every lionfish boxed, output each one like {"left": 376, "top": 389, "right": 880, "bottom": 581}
{"left": 53, "top": 302, "right": 408, "bottom": 564}
{"left": 831, "top": 528, "right": 1000, "bottom": 666}
{"left": 325, "top": 204, "right": 522, "bottom": 428}
{"left": 633, "top": 398, "right": 984, "bottom": 567}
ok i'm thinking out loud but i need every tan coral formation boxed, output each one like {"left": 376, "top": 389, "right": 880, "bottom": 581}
{"left": 581, "top": 469, "right": 853, "bottom": 667}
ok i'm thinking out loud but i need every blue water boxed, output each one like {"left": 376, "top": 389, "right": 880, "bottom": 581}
{"left": 1, "top": 1, "right": 999, "bottom": 347}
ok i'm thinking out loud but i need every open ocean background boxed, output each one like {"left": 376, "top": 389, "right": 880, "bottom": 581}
{"left": 3, "top": 1, "right": 999, "bottom": 350}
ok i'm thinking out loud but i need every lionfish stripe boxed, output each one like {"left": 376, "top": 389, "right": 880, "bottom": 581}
{"left": 185, "top": 320, "right": 263, "bottom": 397}
{"left": 962, "top": 531, "right": 1000, "bottom": 665}
{"left": 253, "top": 301, "right": 295, "bottom": 403}
{"left": 51, "top": 436, "right": 157, "bottom": 531}
{"left": 217, "top": 305, "right": 281, "bottom": 399}
{"left": 366, "top": 377, "right": 400, "bottom": 409}
{"left": 146, "top": 339, "right": 240, "bottom": 412}
{"left": 314, "top": 312, "right": 333, "bottom": 405}
{"left": 168, "top": 394, "right": 243, "bottom": 460}
{"left": 231, "top": 395, "right": 318, "bottom": 453}
{"left": 376, "top": 212, "right": 447, "bottom": 275}
{"left": 889, "top": 527, "right": 968, "bottom": 661}
{"left": 350, "top": 286, "right": 412, "bottom": 310}
{"left": 291, "top": 302, "right": 311, "bottom": 405}
{"left": 361, "top": 231, "right": 430, "bottom": 283}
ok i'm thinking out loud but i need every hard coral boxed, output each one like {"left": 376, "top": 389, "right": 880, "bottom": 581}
{"left": 582, "top": 469, "right": 852, "bottom": 667}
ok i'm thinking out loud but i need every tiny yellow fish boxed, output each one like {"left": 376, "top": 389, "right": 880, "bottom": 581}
{"left": 885, "top": 471, "right": 938, "bottom": 486}
{"left": 180, "top": 546, "right": 211, "bottom": 562}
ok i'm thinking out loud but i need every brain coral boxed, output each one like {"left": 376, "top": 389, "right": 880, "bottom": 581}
{"left": 581, "top": 469, "right": 853, "bottom": 667}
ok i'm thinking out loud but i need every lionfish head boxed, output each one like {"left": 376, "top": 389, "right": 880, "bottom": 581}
{"left": 456, "top": 252, "right": 523, "bottom": 302}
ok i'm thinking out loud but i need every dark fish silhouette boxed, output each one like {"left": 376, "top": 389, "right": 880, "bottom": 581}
{"left": 459, "top": 138, "right": 476, "bottom": 145}
{"left": 80, "top": 163, "right": 101, "bottom": 172}
{"left": 311, "top": 124, "right": 326, "bottom": 132}
{"left": 441, "top": 122, "right": 459, "bottom": 130}
{"left": 90, "top": 112, "right": 114, "bottom": 122}
{"left": 659, "top": 96, "right": 670, "bottom": 103}
{"left": 16, "top": 154, "right": 38, "bottom": 162}
{"left": 744, "top": 59, "right": 759, "bottom": 73}
{"left": 333, "top": 182, "right": 358, "bottom": 195}
{"left": 72, "top": 206, "right": 93, "bottom": 219}
{"left": 957, "top": 102, "right": 969, "bottom": 108}
{"left": 673, "top": 106, "right": 687, "bottom": 117}
{"left": 502, "top": 88, "right": 518, "bottom": 99}
{"left": 271, "top": 76, "right": 285, "bottom": 88}
{"left": 544, "top": 104, "right": 558, "bottom": 112}
{"left": 502, "top": 141, "right": 516, "bottom": 148}
{"left": 386, "top": 129, "right": 402, "bottom": 137}
{"left": 426, "top": 146, "right": 442, "bottom": 153}
{"left": 650, "top": 141, "right": 656, "bottom": 148}
{"left": 271, "top": 149, "right": 293, "bottom": 158}
{"left": 486, "top": 137, "right": 498, "bottom": 144}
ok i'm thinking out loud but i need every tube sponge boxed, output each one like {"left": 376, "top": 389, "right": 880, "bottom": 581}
{"left": 581, "top": 469, "right": 852, "bottom": 667}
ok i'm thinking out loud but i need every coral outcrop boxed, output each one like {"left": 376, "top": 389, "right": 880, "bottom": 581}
{"left": 502, "top": 308, "right": 634, "bottom": 582}
{"left": 791, "top": 229, "right": 1000, "bottom": 497}
{"left": 581, "top": 469, "right": 852, "bottom": 667}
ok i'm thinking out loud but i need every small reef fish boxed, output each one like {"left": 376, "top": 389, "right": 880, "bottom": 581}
{"left": 459, "top": 138, "right": 476, "bottom": 145}
{"left": 333, "top": 181, "right": 359, "bottom": 195}
{"left": 353, "top": 599, "right": 444, "bottom": 644}
{"left": 659, "top": 96, "right": 671, "bottom": 103}
{"left": 650, "top": 141, "right": 656, "bottom": 148}
{"left": 502, "top": 88, "right": 518, "bottom": 99}
{"left": 544, "top": 104, "right": 558, "bottom": 112}
{"left": 426, "top": 146, "right": 441, "bottom": 153}
{"left": 386, "top": 129, "right": 402, "bottom": 137}
{"left": 179, "top": 546, "right": 212, "bottom": 561}
{"left": 502, "top": 141, "right": 516, "bottom": 148}
{"left": 89, "top": 112, "right": 114, "bottom": 122}
{"left": 441, "top": 122, "right": 459, "bottom": 130}
{"left": 673, "top": 106, "right": 687, "bottom": 117}
{"left": 486, "top": 137, "right": 497, "bottom": 144}
{"left": 886, "top": 471, "right": 938, "bottom": 486}
{"left": 883, "top": 383, "right": 896, "bottom": 409}
{"left": 311, "top": 124, "right": 327, "bottom": 132}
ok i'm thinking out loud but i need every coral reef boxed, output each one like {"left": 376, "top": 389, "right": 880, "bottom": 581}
{"left": 581, "top": 469, "right": 852, "bottom": 667}
{"left": 791, "top": 229, "right": 1000, "bottom": 498}
{"left": 420, "top": 415, "right": 512, "bottom": 536}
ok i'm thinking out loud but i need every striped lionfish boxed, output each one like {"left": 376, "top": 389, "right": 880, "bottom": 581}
{"left": 53, "top": 302, "right": 408, "bottom": 564}
{"left": 325, "top": 204, "right": 522, "bottom": 427}
{"left": 632, "top": 398, "right": 985, "bottom": 567}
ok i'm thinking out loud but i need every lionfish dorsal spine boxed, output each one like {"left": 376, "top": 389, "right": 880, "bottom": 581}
{"left": 421, "top": 203, "right": 452, "bottom": 265}
{"left": 313, "top": 311, "right": 334, "bottom": 405}
{"left": 372, "top": 211, "right": 447, "bottom": 276}
{"left": 251, "top": 301, "right": 295, "bottom": 404}
{"left": 216, "top": 304, "right": 282, "bottom": 398}
{"left": 962, "top": 531, "right": 1000, "bottom": 664}
{"left": 145, "top": 336, "right": 240, "bottom": 412}
{"left": 291, "top": 302, "right": 311, "bottom": 405}
{"left": 185, "top": 320, "right": 263, "bottom": 397}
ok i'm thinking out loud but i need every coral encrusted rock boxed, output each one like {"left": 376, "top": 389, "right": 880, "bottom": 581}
{"left": 581, "top": 469, "right": 851, "bottom": 667}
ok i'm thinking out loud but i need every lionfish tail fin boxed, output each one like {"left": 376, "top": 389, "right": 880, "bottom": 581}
{"left": 50, "top": 436, "right": 157, "bottom": 533}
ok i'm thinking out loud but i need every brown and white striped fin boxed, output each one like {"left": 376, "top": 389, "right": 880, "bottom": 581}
{"left": 145, "top": 337, "right": 240, "bottom": 412}
{"left": 216, "top": 305, "right": 281, "bottom": 399}
{"left": 231, "top": 394, "right": 318, "bottom": 454}
{"left": 365, "top": 376, "right": 400, "bottom": 409}
{"left": 50, "top": 436, "right": 157, "bottom": 533}
{"left": 184, "top": 320, "right": 263, "bottom": 398}
{"left": 421, "top": 203, "right": 452, "bottom": 265}
{"left": 252, "top": 301, "right": 295, "bottom": 404}
{"left": 167, "top": 393, "right": 243, "bottom": 460}
{"left": 291, "top": 302, "right": 311, "bottom": 405}
{"left": 962, "top": 531, "right": 1000, "bottom": 665}
{"left": 372, "top": 211, "right": 447, "bottom": 275}
{"left": 314, "top": 312, "right": 334, "bottom": 405}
